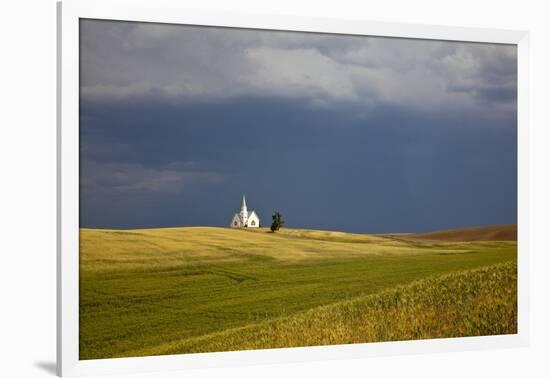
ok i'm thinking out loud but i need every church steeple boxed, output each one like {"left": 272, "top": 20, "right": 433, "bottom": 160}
{"left": 240, "top": 194, "right": 248, "bottom": 225}
{"left": 241, "top": 195, "right": 247, "bottom": 212}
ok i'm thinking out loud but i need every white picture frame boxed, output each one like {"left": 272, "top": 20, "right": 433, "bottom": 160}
{"left": 57, "top": 0, "right": 530, "bottom": 376}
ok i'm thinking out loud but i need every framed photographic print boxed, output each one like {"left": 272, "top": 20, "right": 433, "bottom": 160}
{"left": 57, "top": 0, "right": 530, "bottom": 376}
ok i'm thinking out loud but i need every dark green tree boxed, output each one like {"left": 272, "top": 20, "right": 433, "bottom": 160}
{"left": 270, "top": 212, "right": 284, "bottom": 232}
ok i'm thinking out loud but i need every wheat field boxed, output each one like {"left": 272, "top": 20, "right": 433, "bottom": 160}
{"left": 79, "top": 226, "right": 517, "bottom": 360}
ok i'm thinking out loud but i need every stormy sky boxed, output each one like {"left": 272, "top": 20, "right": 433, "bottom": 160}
{"left": 79, "top": 19, "right": 517, "bottom": 233}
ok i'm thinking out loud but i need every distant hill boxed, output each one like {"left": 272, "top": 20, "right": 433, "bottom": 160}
{"left": 404, "top": 224, "right": 517, "bottom": 242}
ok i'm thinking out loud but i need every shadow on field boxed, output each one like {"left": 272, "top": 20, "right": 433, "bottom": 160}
{"left": 34, "top": 361, "right": 56, "bottom": 375}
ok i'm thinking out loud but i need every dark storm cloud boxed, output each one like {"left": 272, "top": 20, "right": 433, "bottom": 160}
{"left": 80, "top": 19, "right": 517, "bottom": 114}
{"left": 80, "top": 160, "right": 221, "bottom": 195}
{"left": 80, "top": 97, "right": 517, "bottom": 231}
{"left": 79, "top": 19, "right": 517, "bottom": 231}
{"left": 477, "top": 86, "right": 517, "bottom": 103}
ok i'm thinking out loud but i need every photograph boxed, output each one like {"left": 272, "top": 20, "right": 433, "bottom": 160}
{"left": 78, "top": 19, "right": 518, "bottom": 360}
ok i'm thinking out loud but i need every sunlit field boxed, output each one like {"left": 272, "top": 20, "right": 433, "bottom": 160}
{"left": 79, "top": 226, "right": 517, "bottom": 360}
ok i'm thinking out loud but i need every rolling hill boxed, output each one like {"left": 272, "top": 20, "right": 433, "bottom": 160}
{"left": 403, "top": 224, "right": 517, "bottom": 242}
{"left": 79, "top": 226, "right": 517, "bottom": 359}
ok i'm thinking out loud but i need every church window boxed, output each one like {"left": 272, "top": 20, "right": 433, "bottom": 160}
{"left": 234, "top": 221, "right": 237, "bottom": 226}
{"left": 251, "top": 220, "right": 256, "bottom": 226}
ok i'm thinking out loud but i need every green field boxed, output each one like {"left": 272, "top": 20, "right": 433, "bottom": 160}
{"left": 79, "top": 226, "right": 517, "bottom": 360}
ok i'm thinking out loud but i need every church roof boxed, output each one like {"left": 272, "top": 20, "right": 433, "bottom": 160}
{"left": 233, "top": 210, "right": 257, "bottom": 218}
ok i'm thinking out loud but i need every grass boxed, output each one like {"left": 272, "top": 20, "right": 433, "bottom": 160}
{"left": 79, "top": 226, "right": 517, "bottom": 360}
{"left": 141, "top": 261, "right": 517, "bottom": 356}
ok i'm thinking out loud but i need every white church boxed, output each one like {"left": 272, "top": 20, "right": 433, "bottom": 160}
{"left": 230, "top": 195, "right": 260, "bottom": 228}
